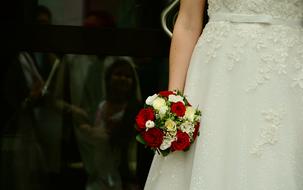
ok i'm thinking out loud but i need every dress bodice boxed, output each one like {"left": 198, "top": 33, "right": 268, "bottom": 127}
{"left": 208, "top": 0, "right": 303, "bottom": 20}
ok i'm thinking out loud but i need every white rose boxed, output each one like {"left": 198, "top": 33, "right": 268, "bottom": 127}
{"left": 168, "top": 94, "right": 184, "bottom": 104}
{"left": 180, "top": 121, "right": 195, "bottom": 134}
{"left": 160, "top": 137, "right": 174, "bottom": 150}
{"left": 165, "top": 119, "right": 177, "bottom": 132}
{"left": 145, "top": 120, "right": 155, "bottom": 129}
{"left": 152, "top": 97, "right": 166, "bottom": 110}
{"left": 184, "top": 106, "right": 196, "bottom": 121}
{"left": 145, "top": 94, "right": 158, "bottom": 106}
{"left": 159, "top": 106, "right": 169, "bottom": 117}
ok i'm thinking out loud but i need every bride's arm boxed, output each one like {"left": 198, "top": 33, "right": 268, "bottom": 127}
{"left": 168, "top": 0, "right": 206, "bottom": 92}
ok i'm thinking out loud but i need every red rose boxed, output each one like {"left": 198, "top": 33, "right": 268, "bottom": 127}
{"left": 136, "top": 108, "right": 155, "bottom": 131}
{"left": 193, "top": 122, "right": 200, "bottom": 140}
{"left": 171, "top": 130, "right": 190, "bottom": 151}
{"left": 171, "top": 102, "right": 186, "bottom": 117}
{"left": 142, "top": 128, "right": 164, "bottom": 148}
{"left": 159, "top": 90, "right": 175, "bottom": 97}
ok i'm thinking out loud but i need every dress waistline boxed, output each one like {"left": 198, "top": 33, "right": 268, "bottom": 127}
{"left": 209, "top": 13, "right": 303, "bottom": 27}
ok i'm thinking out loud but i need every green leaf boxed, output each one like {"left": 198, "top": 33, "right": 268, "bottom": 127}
{"left": 183, "top": 146, "right": 190, "bottom": 152}
{"left": 160, "top": 149, "right": 171, "bottom": 157}
{"left": 136, "top": 134, "right": 146, "bottom": 145}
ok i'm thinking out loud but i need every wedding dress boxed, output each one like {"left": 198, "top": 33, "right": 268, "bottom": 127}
{"left": 144, "top": 0, "right": 303, "bottom": 189}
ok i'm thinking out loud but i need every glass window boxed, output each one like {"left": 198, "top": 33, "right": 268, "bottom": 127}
{"left": 1, "top": 52, "right": 168, "bottom": 190}
{"left": 1, "top": 0, "right": 171, "bottom": 189}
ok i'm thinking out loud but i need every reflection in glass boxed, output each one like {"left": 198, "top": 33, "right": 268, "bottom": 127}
{"left": 1, "top": 51, "right": 66, "bottom": 190}
{"left": 1, "top": 52, "right": 168, "bottom": 190}
{"left": 78, "top": 57, "right": 142, "bottom": 190}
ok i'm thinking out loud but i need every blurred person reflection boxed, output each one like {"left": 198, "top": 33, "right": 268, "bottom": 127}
{"left": 29, "top": 5, "right": 65, "bottom": 188}
{"left": 35, "top": 5, "right": 52, "bottom": 25}
{"left": 56, "top": 10, "right": 119, "bottom": 189}
{"left": 33, "top": 5, "right": 55, "bottom": 80}
{"left": 1, "top": 4, "right": 88, "bottom": 189}
{"left": 63, "top": 10, "right": 116, "bottom": 122}
{"left": 61, "top": 12, "right": 116, "bottom": 179}
{"left": 78, "top": 57, "right": 142, "bottom": 190}
{"left": 0, "top": 5, "right": 59, "bottom": 190}
{"left": 1, "top": 51, "right": 48, "bottom": 190}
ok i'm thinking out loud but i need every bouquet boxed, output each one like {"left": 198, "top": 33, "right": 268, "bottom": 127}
{"left": 135, "top": 90, "right": 202, "bottom": 156}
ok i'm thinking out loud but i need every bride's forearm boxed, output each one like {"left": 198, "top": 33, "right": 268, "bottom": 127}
{"left": 168, "top": 25, "right": 202, "bottom": 92}
{"left": 168, "top": 0, "right": 205, "bottom": 92}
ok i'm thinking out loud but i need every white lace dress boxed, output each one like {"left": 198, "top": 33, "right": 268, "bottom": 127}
{"left": 144, "top": 0, "right": 303, "bottom": 189}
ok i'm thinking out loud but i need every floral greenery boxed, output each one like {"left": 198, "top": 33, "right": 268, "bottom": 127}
{"left": 135, "top": 90, "right": 202, "bottom": 157}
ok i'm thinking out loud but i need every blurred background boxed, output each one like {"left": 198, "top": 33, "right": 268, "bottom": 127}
{"left": 0, "top": 0, "right": 174, "bottom": 190}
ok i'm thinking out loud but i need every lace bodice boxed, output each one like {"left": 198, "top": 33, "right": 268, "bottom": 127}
{"left": 208, "top": 0, "right": 303, "bottom": 20}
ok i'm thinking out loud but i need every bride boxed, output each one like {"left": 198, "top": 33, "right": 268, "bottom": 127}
{"left": 144, "top": 0, "right": 303, "bottom": 189}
